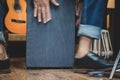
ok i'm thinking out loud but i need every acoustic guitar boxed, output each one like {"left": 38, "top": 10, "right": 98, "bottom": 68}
{"left": 5, "top": 0, "right": 26, "bottom": 34}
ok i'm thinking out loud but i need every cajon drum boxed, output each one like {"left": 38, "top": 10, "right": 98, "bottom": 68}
{"left": 26, "top": 0, "right": 75, "bottom": 68}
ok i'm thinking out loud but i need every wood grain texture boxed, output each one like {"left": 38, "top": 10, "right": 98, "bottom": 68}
{"left": 0, "top": 58, "right": 120, "bottom": 80}
{"left": 8, "top": 33, "right": 26, "bottom": 41}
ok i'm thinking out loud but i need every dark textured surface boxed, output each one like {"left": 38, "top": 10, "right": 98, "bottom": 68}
{"left": 0, "top": 1, "right": 120, "bottom": 79}
{"left": 26, "top": 0, "right": 75, "bottom": 68}
{"left": 0, "top": 58, "right": 119, "bottom": 80}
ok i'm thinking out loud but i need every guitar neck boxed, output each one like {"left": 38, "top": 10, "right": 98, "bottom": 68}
{"left": 15, "top": 0, "right": 20, "bottom": 4}
{"left": 14, "top": 0, "right": 21, "bottom": 11}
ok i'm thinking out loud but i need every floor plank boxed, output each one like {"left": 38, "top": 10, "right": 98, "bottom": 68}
{"left": 0, "top": 58, "right": 120, "bottom": 80}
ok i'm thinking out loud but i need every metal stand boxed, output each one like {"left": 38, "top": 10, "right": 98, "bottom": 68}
{"left": 109, "top": 50, "right": 120, "bottom": 80}
{"left": 91, "top": 29, "right": 113, "bottom": 59}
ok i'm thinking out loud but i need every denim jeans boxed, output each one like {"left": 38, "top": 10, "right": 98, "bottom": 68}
{"left": 0, "top": 1, "right": 5, "bottom": 42}
{"left": 0, "top": 32, "right": 5, "bottom": 41}
{"left": 78, "top": 0, "right": 108, "bottom": 39}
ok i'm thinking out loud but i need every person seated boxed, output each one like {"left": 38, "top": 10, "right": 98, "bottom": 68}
{"left": 33, "top": 0, "right": 120, "bottom": 72}
{"left": 74, "top": 0, "right": 114, "bottom": 71}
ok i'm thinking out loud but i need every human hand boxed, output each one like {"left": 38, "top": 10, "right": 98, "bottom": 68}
{"left": 34, "top": 0, "right": 59, "bottom": 23}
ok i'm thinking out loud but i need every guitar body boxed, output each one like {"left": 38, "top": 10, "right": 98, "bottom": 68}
{"left": 5, "top": 0, "right": 26, "bottom": 34}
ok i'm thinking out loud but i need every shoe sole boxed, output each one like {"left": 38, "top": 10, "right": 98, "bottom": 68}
{"left": 73, "top": 65, "right": 120, "bottom": 74}
{"left": 0, "top": 69, "right": 10, "bottom": 74}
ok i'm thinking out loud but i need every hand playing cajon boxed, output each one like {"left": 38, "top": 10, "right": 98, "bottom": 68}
{"left": 33, "top": 0, "right": 59, "bottom": 23}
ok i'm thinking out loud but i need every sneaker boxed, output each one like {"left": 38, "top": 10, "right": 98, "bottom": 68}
{"left": 74, "top": 51, "right": 120, "bottom": 73}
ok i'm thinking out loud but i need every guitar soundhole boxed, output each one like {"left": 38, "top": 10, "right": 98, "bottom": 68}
{"left": 11, "top": 19, "right": 26, "bottom": 23}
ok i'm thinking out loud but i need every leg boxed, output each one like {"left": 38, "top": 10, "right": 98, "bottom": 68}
{"left": 0, "top": 1, "right": 10, "bottom": 73}
{"left": 0, "top": 32, "right": 10, "bottom": 73}
{"left": 75, "top": 36, "right": 92, "bottom": 58}
{"left": 76, "top": 0, "right": 108, "bottom": 58}
{"left": 74, "top": 0, "right": 116, "bottom": 71}
{"left": 0, "top": 32, "right": 7, "bottom": 60}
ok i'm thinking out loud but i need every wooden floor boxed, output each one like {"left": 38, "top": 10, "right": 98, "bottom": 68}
{"left": 0, "top": 58, "right": 120, "bottom": 80}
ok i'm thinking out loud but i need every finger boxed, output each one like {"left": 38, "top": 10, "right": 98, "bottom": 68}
{"left": 45, "top": 3, "right": 52, "bottom": 23}
{"left": 38, "top": 6, "right": 42, "bottom": 22}
{"left": 41, "top": 7, "right": 47, "bottom": 23}
{"left": 34, "top": 2, "right": 37, "bottom": 17}
{"left": 50, "top": 0, "right": 59, "bottom": 6}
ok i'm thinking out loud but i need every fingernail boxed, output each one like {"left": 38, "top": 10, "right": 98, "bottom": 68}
{"left": 34, "top": 14, "right": 37, "bottom": 17}
{"left": 43, "top": 21, "right": 47, "bottom": 23}
{"left": 56, "top": 3, "right": 59, "bottom": 6}
{"left": 46, "top": 18, "right": 52, "bottom": 22}
{"left": 38, "top": 20, "right": 41, "bottom": 22}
